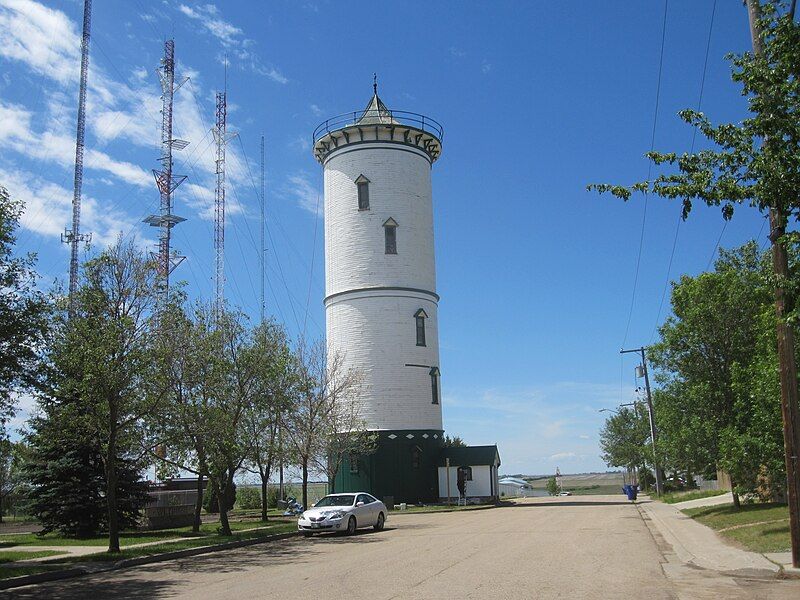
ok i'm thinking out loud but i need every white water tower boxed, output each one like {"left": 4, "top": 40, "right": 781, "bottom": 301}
{"left": 313, "top": 83, "right": 444, "bottom": 502}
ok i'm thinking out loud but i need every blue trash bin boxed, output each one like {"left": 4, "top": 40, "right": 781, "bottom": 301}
{"left": 625, "top": 486, "right": 638, "bottom": 501}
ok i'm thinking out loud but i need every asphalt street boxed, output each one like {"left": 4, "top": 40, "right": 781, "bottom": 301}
{"left": 7, "top": 496, "right": 800, "bottom": 599}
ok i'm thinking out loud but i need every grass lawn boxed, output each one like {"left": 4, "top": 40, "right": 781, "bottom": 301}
{"left": 46, "top": 521, "right": 297, "bottom": 564}
{"left": 660, "top": 489, "right": 728, "bottom": 504}
{"left": 682, "top": 503, "right": 790, "bottom": 553}
{"left": 0, "top": 550, "right": 65, "bottom": 563}
{"left": 0, "top": 518, "right": 294, "bottom": 548}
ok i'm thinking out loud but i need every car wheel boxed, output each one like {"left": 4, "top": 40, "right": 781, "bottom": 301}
{"left": 346, "top": 516, "right": 357, "bottom": 535}
{"left": 374, "top": 512, "right": 385, "bottom": 531}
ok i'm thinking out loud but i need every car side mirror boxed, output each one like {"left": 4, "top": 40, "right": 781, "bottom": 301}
{"left": 356, "top": 501, "right": 365, "bottom": 507}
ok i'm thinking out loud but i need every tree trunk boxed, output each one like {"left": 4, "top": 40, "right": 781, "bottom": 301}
{"left": 106, "top": 425, "right": 120, "bottom": 553}
{"left": 260, "top": 477, "right": 268, "bottom": 522}
{"left": 217, "top": 476, "right": 232, "bottom": 536}
{"left": 193, "top": 473, "right": 204, "bottom": 533}
{"left": 731, "top": 476, "right": 741, "bottom": 510}
{"left": 302, "top": 457, "right": 309, "bottom": 510}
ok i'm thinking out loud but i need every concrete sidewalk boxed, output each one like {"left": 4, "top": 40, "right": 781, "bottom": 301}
{"left": 9, "top": 524, "right": 279, "bottom": 564}
{"left": 671, "top": 492, "right": 733, "bottom": 510}
{"left": 637, "top": 498, "right": 779, "bottom": 576}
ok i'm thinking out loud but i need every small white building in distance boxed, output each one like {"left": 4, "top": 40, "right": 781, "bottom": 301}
{"left": 499, "top": 477, "right": 537, "bottom": 498}
{"left": 438, "top": 446, "right": 501, "bottom": 503}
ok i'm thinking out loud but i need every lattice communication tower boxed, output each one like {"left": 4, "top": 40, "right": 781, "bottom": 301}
{"left": 62, "top": 0, "right": 93, "bottom": 311}
{"left": 212, "top": 91, "right": 235, "bottom": 315}
{"left": 144, "top": 39, "right": 188, "bottom": 296}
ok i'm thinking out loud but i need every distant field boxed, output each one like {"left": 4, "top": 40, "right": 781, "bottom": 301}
{"left": 523, "top": 472, "right": 625, "bottom": 496}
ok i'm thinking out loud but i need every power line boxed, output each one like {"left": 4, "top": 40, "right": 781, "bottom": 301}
{"left": 622, "top": 0, "right": 669, "bottom": 346}
{"left": 302, "top": 189, "right": 321, "bottom": 341}
{"left": 706, "top": 220, "right": 728, "bottom": 271}
{"left": 650, "top": 0, "right": 717, "bottom": 343}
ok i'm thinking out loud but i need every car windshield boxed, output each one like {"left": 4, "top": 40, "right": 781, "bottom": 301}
{"left": 314, "top": 494, "right": 355, "bottom": 507}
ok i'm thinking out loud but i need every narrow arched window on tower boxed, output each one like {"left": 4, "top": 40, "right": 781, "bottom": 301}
{"left": 430, "top": 366, "right": 440, "bottom": 405}
{"left": 355, "top": 174, "right": 370, "bottom": 210}
{"left": 383, "top": 218, "right": 398, "bottom": 254}
{"left": 414, "top": 309, "right": 427, "bottom": 346}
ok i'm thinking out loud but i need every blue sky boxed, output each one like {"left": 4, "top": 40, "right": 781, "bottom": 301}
{"left": 1, "top": 1, "right": 766, "bottom": 476}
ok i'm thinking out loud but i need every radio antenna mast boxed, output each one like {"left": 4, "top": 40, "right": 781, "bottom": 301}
{"left": 260, "top": 133, "right": 266, "bottom": 323}
{"left": 62, "top": 0, "right": 93, "bottom": 312}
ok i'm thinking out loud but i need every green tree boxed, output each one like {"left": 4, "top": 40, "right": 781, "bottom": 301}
{"left": 649, "top": 244, "right": 770, "bottom": 505}
{"left": 156, "top": 304, "right": 263, "bottom": 536}
{"left": 285, "top": 342, "right": 363, "bottom": 509}
{"left": 599, "top": 405, "right": 651, "bottom": 483}
{"left": 546, "top": 477, "right": 559, "bottom": 497}
{"left": 29, "top": 239, "right": 157, "bottom": 548}
{"left": 150, "top": 301, "right": 213, "bottom": 532}
{"left": 0, "top": 439, "right": 24, "bottom": 521}
{"left": 590, "top": 0, "right": 800, "bottom": 560}
{"left": 25, "top": 400, "right": 149, "bottom": 538}
{"left": 443, "top": 435, "right": 467, "bottom": 448}
{"left": 0, "top": 187, "right": 47, "bottom": 434}
{"left": 244, "top": 320, "right": 297, "bottom": 521}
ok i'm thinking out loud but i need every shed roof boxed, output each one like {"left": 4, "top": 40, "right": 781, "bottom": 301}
{"left": 439, "top": 445, "right": 500, "bottom": 467}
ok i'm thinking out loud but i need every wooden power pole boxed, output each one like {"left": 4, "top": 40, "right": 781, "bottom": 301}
{"left": 621, "top": 346, "right": 663, "bottom": 496}
{"left": 746, "top": 0, "right": 800, "bottom": 569}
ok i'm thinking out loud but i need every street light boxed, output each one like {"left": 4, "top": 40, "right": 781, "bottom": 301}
{"left": 598, "top": 403, "right": 636, "bottom": 415}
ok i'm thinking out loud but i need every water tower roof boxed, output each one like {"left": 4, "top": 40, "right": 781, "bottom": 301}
{"left": 357, "top": 92, "right": 399, "bottom": 126}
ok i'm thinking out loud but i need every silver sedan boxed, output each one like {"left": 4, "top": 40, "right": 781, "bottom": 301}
{"left": 297, "top": 492, "right": 387, "bottom": 536}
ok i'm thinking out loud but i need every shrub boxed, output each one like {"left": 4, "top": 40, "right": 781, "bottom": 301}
{"left": 236, "top": 486, "right": 261, "bottom": 510}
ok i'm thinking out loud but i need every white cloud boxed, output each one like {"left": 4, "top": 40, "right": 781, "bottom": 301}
{"left": 549, "top": 452, "right": 577, "bottom": 461}
{"left": 257, "top": 66, "right": 288, "bottom": 84}
{"left": 285, "top": 173, "right": 321, "bottom": 216}
{"left": 449, "top": 46, "right": 466, "bottom": 58}
{"left": 289, "top": 135, "right": 311, "bottom": 153}
{"left": 178, "top": 3, "right": 287, "bottom": 83}
{"left": 0, "top": 101, "right": 151, "bottom": 188}
{"left": 179, "top": 3, "right": 242, "bottom": 46}
{"left": 0, "top": 0, "right": 79, "bottom": 84}
{"left": 481, "top": 59, "right": 492, "bottom": 74}
{"left": 1, "top": 164, "right": 142, "bottom": 247}
{"left": 310, "top": 104, "right": 324, "bottom": 117}
{"left": 0, "top": 1, "right": 256, "bottom": 236}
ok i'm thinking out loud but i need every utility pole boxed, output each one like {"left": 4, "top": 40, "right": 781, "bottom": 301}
{"left": 144, "top": 39, "right": 188, "bottom": 300}
{"left": 746, "top": 0, "right": 800, "bottom": 569}
{"left": 621, "top": 346, "right": 662, "bottom": 496}
{"left": 62, "top": 0, "right": 93, "bottom": 313}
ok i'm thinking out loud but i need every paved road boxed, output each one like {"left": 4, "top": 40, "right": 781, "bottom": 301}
{"left": 8, "top": 496, "right": 800, "bottom": 599}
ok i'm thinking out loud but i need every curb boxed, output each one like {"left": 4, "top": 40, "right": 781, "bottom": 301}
{"left": 0, "top": 568, "right": 89, "bottom": 591}
{"left": 389, "top": 503, "right": 500, "bottom": 516}
{"left": 0, "top": 530, "right": 299, "bottom": 591}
